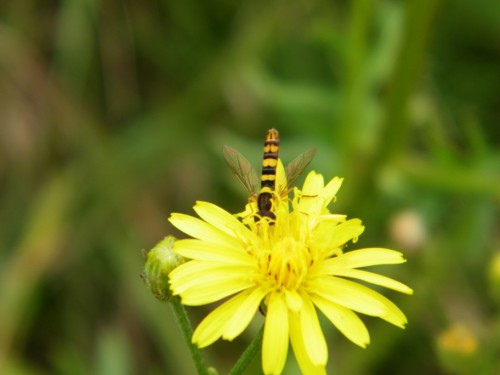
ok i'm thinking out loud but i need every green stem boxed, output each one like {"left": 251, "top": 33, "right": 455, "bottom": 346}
{"left": 376, "top": 0, "right": 441, "bottom": 164}
{"left": 228, "top": 325, "right": 264, "bottom": 375}
{"left": 170, "top": 297, "right": 210, "bottom": 375}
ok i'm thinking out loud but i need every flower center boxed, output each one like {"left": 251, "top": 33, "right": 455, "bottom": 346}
{"left": 265, "top": 237, "right": 310, "bottom": 290}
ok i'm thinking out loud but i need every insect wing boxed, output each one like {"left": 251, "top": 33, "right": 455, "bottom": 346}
{"left": 223, "top": 145, "right": 259, "bottom": 196}
{"left": 284, "top": 147, "right": 317, "bottom": 187}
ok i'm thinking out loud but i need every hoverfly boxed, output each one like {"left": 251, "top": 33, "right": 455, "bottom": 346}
{"left": 223, "top": 128, "right": 316, "bottom": 220}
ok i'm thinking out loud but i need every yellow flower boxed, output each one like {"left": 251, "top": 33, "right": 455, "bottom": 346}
{"left": 168, "top": 163, "right": 413, "bottom": 375}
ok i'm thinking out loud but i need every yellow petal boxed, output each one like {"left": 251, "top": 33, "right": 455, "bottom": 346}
{"left": 312, "top": 219, "right": 365, "bottom": 250}
{"left": 316, "top": 214, "right": 346, "bottom": 224}
{"left": 236, "top": 201, "right": 258, "bottom": 221}
{"left": 296, "top": 171, "right": 324, "bottom": 214}
{"left": 193, "top": 290, "right": 253, "bottom": 347}
{"left": 169, "top": 262, "right": 254, "bottom": 305}
{"left": 222, "top": 287, "right": 267, "bottom": 340}
{"left": 276, "top": 159, "right": 287, "bottom": 194}
{"left": 311, "top": 276, "right": 386, "bottom": 316}
{"left": 321, "top": 177, "right": 343, "bottom": 198}
{"left": 169, "top": 260, "right": 249, "bottom": 288}
{"left": 193, "top": 201, "right": 258, "bottom": 242}
{"left": 169, "top": 213, "right": 241, "bottom": 248}
{"left": 328, "top": 248, "right": 407, "bottom": 268}
{"left": 302, "top": 171, "right": 324, "bottom": 196}
{"left": 312, "top": 294, "right": 370, "bottom": 348}
{"left": 297, "top": 175, "right": 343, "bottom": 215}
{"left": 174, "top": 239, "right": 253, "bottom": 265}
{"left": 319, "top": 177, "right": 343, "bottom": 208}
{"left": 370, "top": 291, "right": 409, "bottom": 328}
{"left": 289, "top": 311, "right": 327, "bottom": 375}
{"left": 262, "top": 292, "right": 289, "bottom": 375}
{"left": 323, "top": 267, "right": 413, "bottom": 295}
{"left": 315, "top": 276, "right": 408, "bottom": 328}
{"left": 177, "top": 281, "right": 253, "bottom": 305}
{"left": 299, "top": 293, "right": 327, "bottom": 366}
{"left": 284, "top": 289, "right": 303, "bottom": 312}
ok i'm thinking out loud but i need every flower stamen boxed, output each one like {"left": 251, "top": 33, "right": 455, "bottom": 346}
{"left": 263, "top": 238, "right": 310, "bottom": 291}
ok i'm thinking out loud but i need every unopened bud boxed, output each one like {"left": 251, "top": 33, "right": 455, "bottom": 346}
{"left": 142, "top": 236, "right": 184, "bottom": 302}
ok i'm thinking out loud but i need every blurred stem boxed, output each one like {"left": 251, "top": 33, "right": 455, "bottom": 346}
{"left": 348, "top": 0, "right": 441, "bottom": 213}
{"left": 398, "top": 156, "right": 500, "bottom": 199}
{"left": 376, "top": 0, "right": 441, "bottom": 164}
{"left": 170, "top": 298, "right": 210, "bottom": 375}
{"left": 0, "top": 175, "right": 72, "bottom": 369}
{"left": 228, "top": 325, "right": 264, "bottom": 375}
{"left": 340, "top": 0, "right": 372, "bottom": 154}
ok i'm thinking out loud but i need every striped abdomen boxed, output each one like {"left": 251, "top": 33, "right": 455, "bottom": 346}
{"left": 260, "top": 129, "right": 280, "bottom": 189}
{"left": 257, "top": 129, "right": 280, "bottom": 220}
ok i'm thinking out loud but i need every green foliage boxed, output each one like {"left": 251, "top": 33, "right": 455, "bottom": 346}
{"left": 0, "top": 0, "right": 499, "bottom": 374}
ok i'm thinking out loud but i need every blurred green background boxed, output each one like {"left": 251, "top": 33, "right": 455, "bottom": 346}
{"left": 1, "top": 0, "right": 499, "bottom": 374}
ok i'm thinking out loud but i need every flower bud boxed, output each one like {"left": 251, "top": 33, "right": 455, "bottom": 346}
{"left": 142, "top": 236, "right": 184, "bottom": 302}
